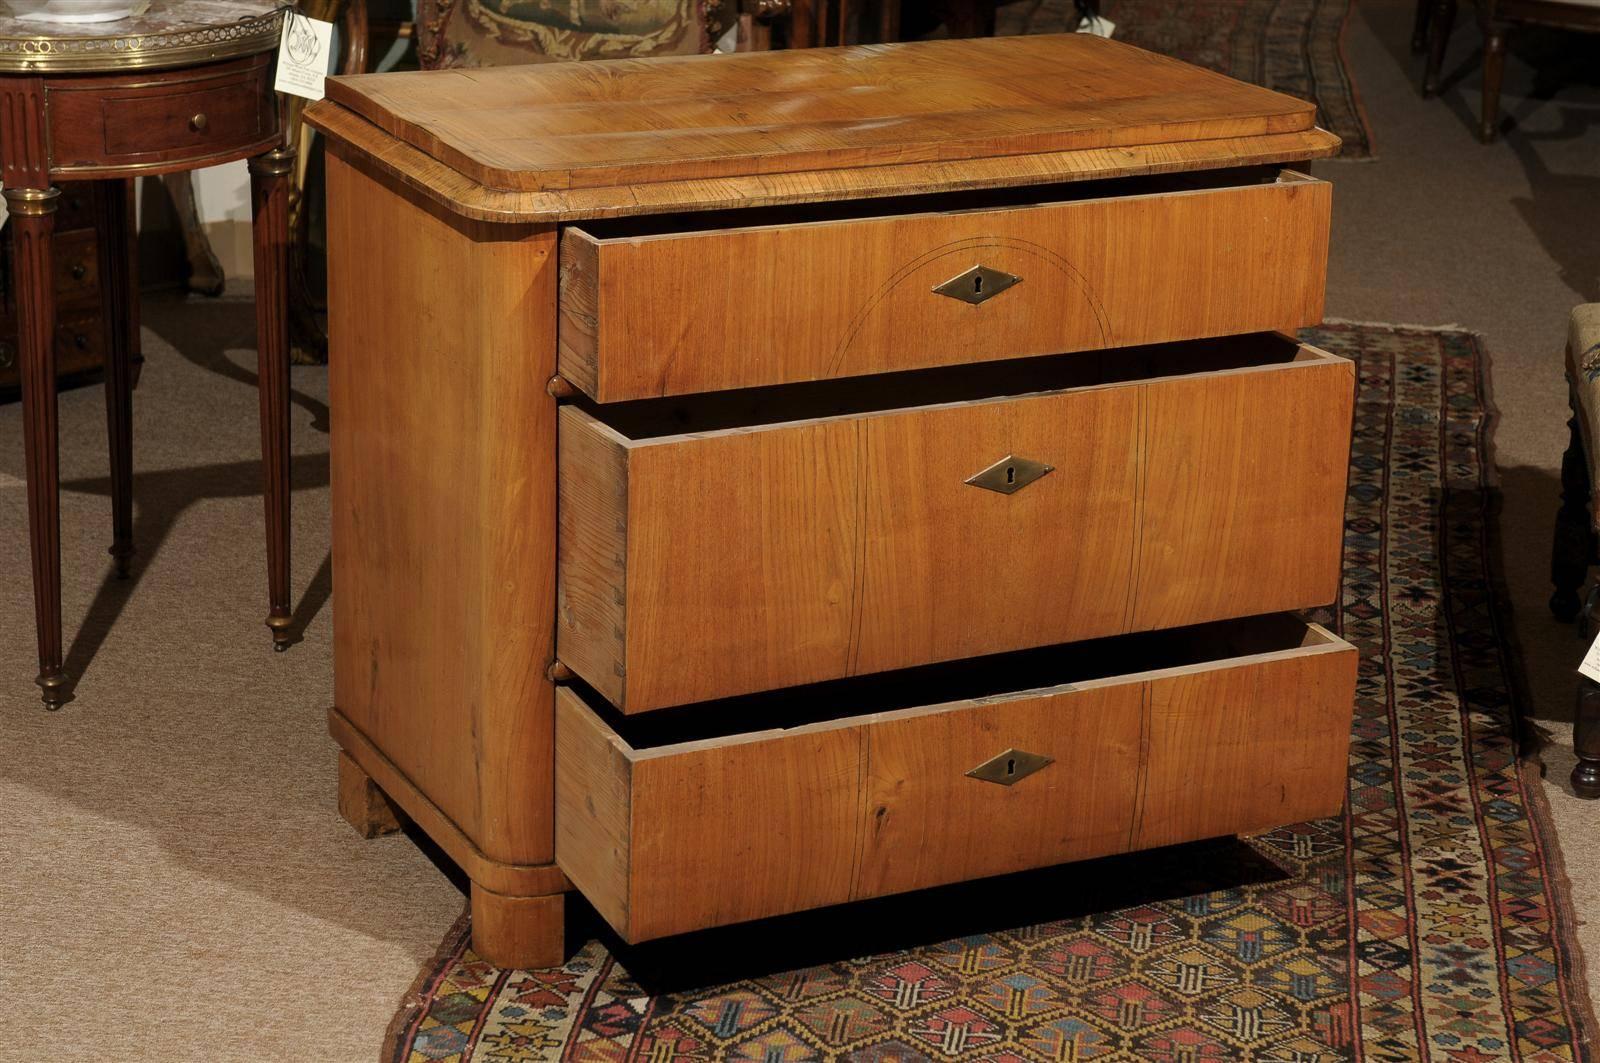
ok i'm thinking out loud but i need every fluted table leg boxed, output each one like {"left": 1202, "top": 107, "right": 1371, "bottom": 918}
{"left": 8, "top": 185, "right": 66, "bottom": 707}
{"left": 250, "top": 145, "right": 295, "bottom": 649}
{"left": 96, "top": 179, "right": 136, "bottom": 579}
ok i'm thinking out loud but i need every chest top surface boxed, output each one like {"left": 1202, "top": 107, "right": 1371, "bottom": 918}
{"left": 312, "top": 33, "right": 1339, "bottom": 221}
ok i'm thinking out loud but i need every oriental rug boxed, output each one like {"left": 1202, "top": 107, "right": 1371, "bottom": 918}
{"left": 385, "top": 323, "right": 1592, "bottom": 1062}
{"left": 997, "top": 0, "right": 1375, "bottom": 159}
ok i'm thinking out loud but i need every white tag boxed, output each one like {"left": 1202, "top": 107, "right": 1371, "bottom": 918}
{"left": 1077, "top": 15, "right": 1116, "bottom": 38}
{"left": 1579, "top": 630, "right": 1600, "bottom": 683}
{"left": 275, "top": 11, "right": 334, "bottom": 101}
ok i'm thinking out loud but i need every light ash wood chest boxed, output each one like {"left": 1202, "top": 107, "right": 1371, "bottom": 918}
{"left": 308, "top": 33, "right": 1358, "bottom": 967}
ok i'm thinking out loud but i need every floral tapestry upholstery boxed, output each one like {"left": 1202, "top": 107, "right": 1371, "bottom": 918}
{"left": 1570, "top": 304, "right": 1600, "bottom": 502}
{"left": 416, "top": 0, "right": 717, "bottom": 67}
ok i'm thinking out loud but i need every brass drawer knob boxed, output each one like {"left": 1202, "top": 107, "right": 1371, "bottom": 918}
{"left": 190, "top": 112, "right": 208, "bottom": 132}
{"left": 69, "top": 263, "right": 86, "bottom": 280}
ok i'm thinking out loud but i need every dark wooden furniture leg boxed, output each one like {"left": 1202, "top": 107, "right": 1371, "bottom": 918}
{"left": 1412, "top": 0, "right": 1434, "bottom": 51}
{"left": 8, "top": 185, "right": 66, "bottom": 707}
{"left": 1551, "top": 405, "right": 1593, "bottom": 622}
{"left": 1422, "top": 0, "right": 1456, "bottom": 96}
{"left": 250, "top": 145, "right": 295, "bottom": 649}
{"left": 1575, "top": 679, "right": 1600, "bottom": 798}
{"left": 1480, "top": 27, "right": 1506, "bottom": 141}
{"left": 95, "top": 179, "right": 136, "bottom": 578}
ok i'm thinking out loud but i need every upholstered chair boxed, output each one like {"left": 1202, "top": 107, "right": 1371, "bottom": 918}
{"left": 1551, "top": 304, "right": 1600, "bottom": 795}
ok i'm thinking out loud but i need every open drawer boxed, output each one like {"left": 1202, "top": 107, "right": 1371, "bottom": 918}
{"left": 555, "top": 614, "right": 1357, "bottom": 943}
{"left": 557, "top": 169, "right": 1331, "bottom": 401}
{"left": 557, "top": 333, "right": 1355, "bottom": 713}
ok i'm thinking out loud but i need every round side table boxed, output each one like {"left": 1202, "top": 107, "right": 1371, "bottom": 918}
{"left": 1, "top": 1, "right": 293, "bottom": 707}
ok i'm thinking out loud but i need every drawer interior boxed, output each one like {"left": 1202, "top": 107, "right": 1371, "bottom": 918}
{"left": 565, "top": 612, "right": 1340, "bottom": 752}
{"left": 576, "top": 331, "right": 1319, "bottom": 441}
{"left": 568, "top": 164, "right": 1301, "bottom": 241}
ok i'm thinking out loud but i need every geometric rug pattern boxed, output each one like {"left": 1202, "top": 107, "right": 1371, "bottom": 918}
{"left": 999, "top": 0, "right": 1375, "bottom": 158}
{"left": 387, "top": 325, "right": 1591, "bottom": 1060}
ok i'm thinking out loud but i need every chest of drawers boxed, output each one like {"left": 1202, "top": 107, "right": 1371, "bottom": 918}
{"left": 308, "top": 32, "right": 1357, "bottom": 968}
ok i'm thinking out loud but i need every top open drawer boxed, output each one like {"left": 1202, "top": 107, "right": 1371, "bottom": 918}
{"left": 557, "top": 170, "right": 1330, "bottom": 402}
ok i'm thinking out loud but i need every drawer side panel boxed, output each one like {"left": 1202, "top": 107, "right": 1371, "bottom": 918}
{"left": 554, "top": 690, "right": 637, "bottom": 937}
{"left": 557, "top": 408, "right": 631, "bottom": 707}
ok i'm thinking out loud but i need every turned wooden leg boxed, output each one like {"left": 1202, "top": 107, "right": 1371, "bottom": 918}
{"left": 8, "top": 185, "right": 67, "bottom": 709}
{"left": 336, "top": 751, "right": 403, "bottom": 838}
{"left": 95, "top": 180, "right": 136, "bottom": 579}
{"left": 249, "top": 146, "right": 294, "bottom": 649}
{"left": 1551, "top": 407, "right": 1594, "bottom": 622}
{"left": 1422, "top": 0, "right": 1455, "bottom": 96}
{"left": 470, "top": 883, "right": 566, "bottom": 969}
{"left": 1480, "top": 27, "right": 1506, "bottom": 142}
{"left": 1575, "top": 680, "right": 1600, "bottom": 798}
{"left": 1411, "top": 0, "right": 1433, "bottom": 53}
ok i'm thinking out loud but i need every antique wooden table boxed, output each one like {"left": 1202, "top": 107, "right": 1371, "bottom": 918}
{"left": 310, "top": 33, "right": 1356, "bottom": 968}
{"left": 2, "top": 0, "right": 293, "bottom": 707}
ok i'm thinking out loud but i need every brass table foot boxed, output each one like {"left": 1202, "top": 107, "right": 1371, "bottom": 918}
{"left": 37, "top": 670, "right": 69, "bottom": 710}
{"left": 267, "top": 611, "right": 293, "bottom": 651}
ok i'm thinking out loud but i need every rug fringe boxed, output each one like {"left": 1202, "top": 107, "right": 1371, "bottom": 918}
{"left": 382, "top": 904, "right": 473, "bottom": 1063}
{"left": 1321, "top": 316, "right": 1471, "bottom": 333}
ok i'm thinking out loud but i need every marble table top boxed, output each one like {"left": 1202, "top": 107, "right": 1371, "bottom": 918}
{"left": 0, "top": 0, "right": 281, "bottom": 73}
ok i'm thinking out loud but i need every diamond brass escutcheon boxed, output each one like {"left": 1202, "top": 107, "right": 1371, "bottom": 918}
{"left": 965, "top": 454, "right": 1054, "bottom": 495}
{"left": 967, "top": 748, "right": 1054, "bottom": 786}
{"left": 932, "top": 264, "right": 1022, "bottom": 305}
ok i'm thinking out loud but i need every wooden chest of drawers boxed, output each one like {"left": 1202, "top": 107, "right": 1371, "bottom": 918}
{"left": 308, "top": 32, "right": 1356, "bottom": 969}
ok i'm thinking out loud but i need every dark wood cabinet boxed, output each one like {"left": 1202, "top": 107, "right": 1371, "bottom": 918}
{"left": 0, "top": 183, "right": 135, "bottom": 396}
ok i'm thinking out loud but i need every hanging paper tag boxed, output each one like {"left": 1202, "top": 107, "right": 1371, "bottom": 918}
{"left": 275, "top": 10, "right": 334, "bottom": 101}
{"left": 1579, "top": 629, "right": 1600, "bottom": 683}
{"left": 1076, "top": 15, "right": 1116, "bottom": 38}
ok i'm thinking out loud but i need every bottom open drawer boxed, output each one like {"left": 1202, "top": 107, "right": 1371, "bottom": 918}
{"left": 555, "top": 614, "right": 1356, "bottom": 943}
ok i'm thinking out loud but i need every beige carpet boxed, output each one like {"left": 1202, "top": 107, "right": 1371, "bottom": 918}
{"left": 2, "top": 1, "right": 1598, "bottom": 1058}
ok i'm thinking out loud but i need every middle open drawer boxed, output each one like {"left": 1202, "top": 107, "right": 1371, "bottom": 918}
{"left": 558, "top": 333, "right": 1354, "bottom": 713}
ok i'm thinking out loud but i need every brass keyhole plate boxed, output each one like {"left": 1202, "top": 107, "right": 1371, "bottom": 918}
{"left": 933, "top": 264, "right": 1022, "bottom": 306}
{"left": 966, "top": 454, "right": 1054, "bottom": 495}
{"left": 967, "top": 748, "right": 1054, "bottom": 786}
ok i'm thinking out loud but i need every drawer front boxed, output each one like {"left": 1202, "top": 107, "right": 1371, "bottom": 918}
{"left": 558, "top": 174, "right": 1330, "bottom": 402}
{"left": 53, "top": 229, "right": 100, "bottom": 310}
{"left": 558, "top": 341, "right": 1355, "bottom": 713}
{"left": 0, "top": 311, "right": 106, "bottom": 390}
{"left": 47, "top": 55, "right": 279, "bottom": 174}
{"left": 555, "top": 618, "right": 1357, "bottom": 942}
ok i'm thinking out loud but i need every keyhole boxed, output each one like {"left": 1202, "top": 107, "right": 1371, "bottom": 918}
{"left": 1006, "top": 758, "right": 1017, "bottom": 776}
{"left": 1006, "top": 465, "right": 1016, "bottom": 485}
{"left": 973, "top": 274, "right": 984, "bottom": 295}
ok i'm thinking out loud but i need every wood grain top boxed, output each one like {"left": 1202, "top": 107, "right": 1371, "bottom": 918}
{"left": 323, "top": 33, "right": 1323, "bottom": 195}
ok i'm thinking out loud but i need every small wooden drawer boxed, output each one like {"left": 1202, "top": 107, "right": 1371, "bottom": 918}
{"left": 53, "top": 230, "right": 100, "bottom": 310}
{"left": 0, "top": 311, "right": 105, "bottom": 391}
{"left": 557, "top": 170, "right": 1330, "bottom": 402}
{"left": 47, "top": 54, "right": 279, "bottom": 175}
{"left": 556, "top": 614, "right": 1356, "bottom": 942}
{"left": 558, "top": 333, "right": 1354, "bottom": 713}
